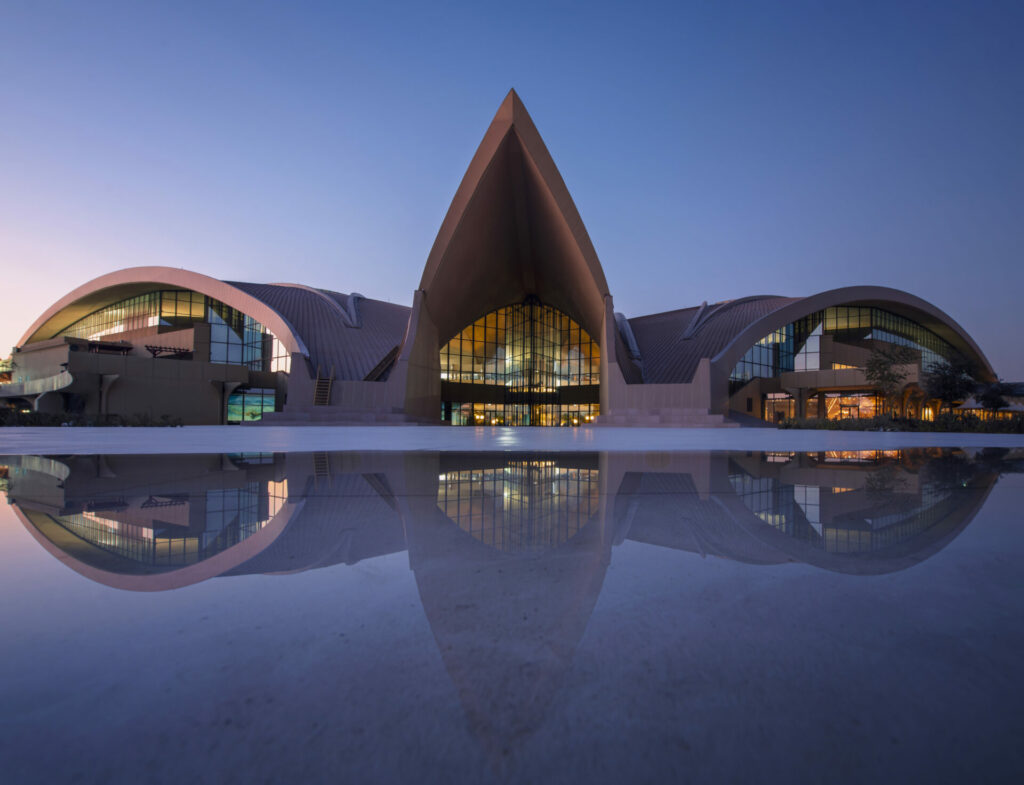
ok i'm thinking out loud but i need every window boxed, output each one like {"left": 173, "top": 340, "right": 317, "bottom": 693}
{"left": 764, "top": 392, "right": 794, "bottom": 423}
{"left": 55, "top": 290, "right": 291, "bottom": 373}
{"left": 730, "top": 306, "right": 959, "bottom": 392}
{"left": 437, "top": 461, "right": 599, "bottom": 551}
{"left": 227, "top": 387, "right": 276, "bottom": 423}
{"left": 439, "top": 299, "right": 600, "bottom": 426}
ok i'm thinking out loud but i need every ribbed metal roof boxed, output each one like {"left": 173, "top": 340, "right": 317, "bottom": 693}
{"left": 228, "top": 282, "right": 410, "bottom": 380}
{"left": 627, "top": 296, "right": 799, "bottom": 384}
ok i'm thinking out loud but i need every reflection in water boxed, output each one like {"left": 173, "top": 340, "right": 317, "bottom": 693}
{"left": 1, "top": 448, "right": 1014, "bottom": 582}
{"left": 49, "top": 477, "right": 288, "bottom": 569}
{"left": 727, "top": 450, "right": 993, "bottom": 557}
{"left": 437, "top": 457, "right": 599, "bottom": 551}
{"left": 1, "top": 448, "right": 1017, "bottom": 757}
{"left": 2, "top": 453, "right": 291, "bottom": 581}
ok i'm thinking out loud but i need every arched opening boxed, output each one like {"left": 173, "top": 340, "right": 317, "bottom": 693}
{"left": 5, "top": 284, "right": 296, "bottom": 424}
{"left": 439, "top": 298, "right": 600, "bottom": 426}
{"left": 726, "top": 304, "right": 966, "bottom": 422}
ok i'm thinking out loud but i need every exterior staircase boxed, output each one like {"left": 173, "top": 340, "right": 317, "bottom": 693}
{"left": 312, "top": 366, "right": 334, "bottom": 407}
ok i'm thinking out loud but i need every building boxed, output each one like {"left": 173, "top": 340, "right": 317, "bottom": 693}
{"left": 0, "top": 91, "right": 996, "bottom": 426}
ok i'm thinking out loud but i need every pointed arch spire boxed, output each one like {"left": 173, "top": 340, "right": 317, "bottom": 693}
{"left": 418, "top": 89, "right": 612, "bottom": 343}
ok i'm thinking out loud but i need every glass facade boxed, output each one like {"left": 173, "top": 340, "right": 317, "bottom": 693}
{"left": 439, "top": 299, "right": 600, "bottom": 426}
{"left": 729, "top": 306, "right": 958, "bottom": 391}
{"left": 227, "top": 388, "right": 276, "bottom": 424}
{"left": 40, "top": 471, "right": 288, "bottom": 570}
{"left": 728, "top": 453, "right": 959, "bottom": 554}
{"left": 443, "top": 401, "right": 599, "bottom": 427}
{"left": 55, "top": 289, "right": 291, "bottom": 373}
{"left": 764, "top": 392, "right": 795, "bottom": 423}
{"left": 437, "top": 460, "right": 599, "bottom": 552}
{"left": 806, "top": 392, "right": 881, "bottom": 420}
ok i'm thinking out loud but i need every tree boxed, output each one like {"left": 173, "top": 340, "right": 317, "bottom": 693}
{"left": 923, "top": 357, "right": 976, "bottom": 415}
{"left": 864, "top": 344, "right": 917, "bottom": 416}
{"left": 977, "top": 380, "right": 1012, "bottom": 412}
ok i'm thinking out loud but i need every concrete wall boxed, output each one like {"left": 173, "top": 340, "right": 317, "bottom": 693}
{"left": 4, "top": 335, "right": 292, "bottom": 424}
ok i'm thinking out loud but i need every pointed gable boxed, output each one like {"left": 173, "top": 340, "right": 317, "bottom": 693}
{"left": 419, "top": 90, "right": 611, "bottom": 344}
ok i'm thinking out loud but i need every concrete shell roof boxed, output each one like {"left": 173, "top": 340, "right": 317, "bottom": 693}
{"left": 627, "top": 286, "right": 995, "bottom": 384}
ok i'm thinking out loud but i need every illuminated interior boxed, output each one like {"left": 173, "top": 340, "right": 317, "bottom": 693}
{"left": 437, "top": 460, "right": 600, "bottom": 550}
{"left": 26, "top": 472, "right": 288, "bottom": 572}
{"left": 728, "top": 305, "right": 965, "bottom": 423}
{"left": 51, "top": 289, "right": 291, "bottom": 373}
{"left": 439, "top": 298, "right": 600, "bottom": 426}
{"left": 728, "top": 451, "right": 985, "bottom": 555}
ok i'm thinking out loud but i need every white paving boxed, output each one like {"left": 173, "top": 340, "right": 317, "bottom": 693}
{"left": 1, "top": 425, "right": 1024, "bottom": 454}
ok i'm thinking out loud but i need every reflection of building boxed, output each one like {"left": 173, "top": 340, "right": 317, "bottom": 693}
{"left": 0, "top": 92, "right": 997, "bottom": 425}
{"left": 4, "top": 454, "right": 295, "bottom": 589}
{"left": 437, "top": 455, "right": 600, "bottom": 550}
{"left": 5, "top": 448, "right": 1005, "bottom": 586}
{"left": 3, "top": 449, "right": 1007, "bottom": 755}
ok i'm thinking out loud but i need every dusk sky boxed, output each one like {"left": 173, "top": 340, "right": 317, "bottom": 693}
{"left": 2, "top": 1, "right": 1021, "bottom": 377}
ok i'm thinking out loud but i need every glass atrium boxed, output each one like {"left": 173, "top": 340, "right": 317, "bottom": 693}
{"left": 439, "top": 299, "right": 600, "bottom": 426}
{"left": 55, "top": 289, "right": 291, "bottom": 373}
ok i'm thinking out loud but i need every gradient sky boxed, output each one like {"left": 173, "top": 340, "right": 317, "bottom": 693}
{"left": 2, "top": 1, "right": 1021, "bottom": 377}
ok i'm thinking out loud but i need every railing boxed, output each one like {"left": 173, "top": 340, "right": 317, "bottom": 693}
{"left": 0, "top": 370, "right": 74, "bottom": 398}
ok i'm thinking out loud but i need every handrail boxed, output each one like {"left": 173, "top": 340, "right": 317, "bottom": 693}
{"left": 0, "top": 370, "right": 74, "bottom": 398}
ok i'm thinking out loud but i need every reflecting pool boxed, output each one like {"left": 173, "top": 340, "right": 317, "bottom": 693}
{"left": 1, "top": 449, "right": 1022, "bottom": 783}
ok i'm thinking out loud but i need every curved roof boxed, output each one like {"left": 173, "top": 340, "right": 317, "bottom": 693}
{"left": 628, "top": 296, "right": 798, "bottom": 384}
{"left": 19, "top": 267, "right": 309, "bottom": 356}
{"left": 18, "top": 266, "right": 411, "bottom": 381}
{"left": 627, "top": 286, "right": 995, "bottom": 384}
{"left": 229, "top": 282, "right": 410, "bottom": 380}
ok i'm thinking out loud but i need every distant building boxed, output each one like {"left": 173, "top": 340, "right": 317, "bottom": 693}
{"left": 0, "top": 91, "right": 995, "bottom": 426}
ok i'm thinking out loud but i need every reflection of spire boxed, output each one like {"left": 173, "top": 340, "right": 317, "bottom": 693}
{"left": 406, "top": 465, "right": 612, "bottom": 763}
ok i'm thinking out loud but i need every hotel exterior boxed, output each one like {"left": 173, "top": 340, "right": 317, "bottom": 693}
{"left": 0, "top": 91, "right": 996, "bottom": 426}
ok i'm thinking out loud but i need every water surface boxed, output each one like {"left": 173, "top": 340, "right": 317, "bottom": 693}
{"left": 1, "top": 449, "right": 1021, "bottom": 783}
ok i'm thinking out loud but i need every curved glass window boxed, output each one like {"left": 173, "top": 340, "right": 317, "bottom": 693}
{"left": 54, "top": 289, "right": 291, "bottom": 373}
{"left": 729, "top": 306, "right": 958, "bottom": 391}
{"left": 439, "top": 298, "right": 600, "bottom": 426}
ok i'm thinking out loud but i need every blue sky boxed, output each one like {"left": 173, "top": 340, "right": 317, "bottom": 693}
{"left": 2, "top": 1, "right": 1021, "bottom": 376}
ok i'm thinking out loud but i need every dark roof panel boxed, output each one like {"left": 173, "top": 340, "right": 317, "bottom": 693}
{"left": 628, "top": 296, "right": 798, "bottom": 383}
{"left": 227, "top": 282, "right": 410, "bottom": 381}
